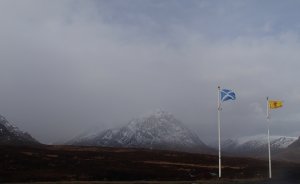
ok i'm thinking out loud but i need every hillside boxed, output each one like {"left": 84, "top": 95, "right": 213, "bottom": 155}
{"left": 220, "top": 135, "right": 297, "bottom": 157}
{"left": 274, "top": 136, "right": 300, "bottom": 163}
{"left": 0, "top": 115, "right": 39, "bottom": 145}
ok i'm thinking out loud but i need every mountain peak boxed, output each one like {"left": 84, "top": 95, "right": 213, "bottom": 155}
{"left": 70, "top": 110, "right": 214, "bottom": 154}
{"left": 129, "top": 109, "right": 177, "bottom": 130}
{"left": 141, "top": 109, "right": 173, "bottom": 119}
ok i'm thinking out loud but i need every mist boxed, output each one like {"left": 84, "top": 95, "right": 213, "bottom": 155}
{"left": 1, "top": 0, "right": 300, "bottom": 144}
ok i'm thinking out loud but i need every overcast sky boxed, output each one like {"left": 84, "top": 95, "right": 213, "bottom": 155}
{"left": 1, "top": 0, "right": 300, "bottom": 144}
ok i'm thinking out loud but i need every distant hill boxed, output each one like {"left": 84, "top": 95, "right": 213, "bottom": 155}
{"left": 220, "top": 135, "right": 297, "bottom": 157}
{"left": 274, "top": 136, "right": 300, "bottom": 163}
{"left": 287, "top": 136, "right": 300, "bottom": 149}
{"left": 0, "top": 115, "right": 39, "bottom": 145}
{"left": 68, "top": 109, "right": 214, "bottom": 154}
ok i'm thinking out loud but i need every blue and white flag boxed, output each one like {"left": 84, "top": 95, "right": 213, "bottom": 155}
{"left": 220, "top": 89, "right": 236, "bottom": 102}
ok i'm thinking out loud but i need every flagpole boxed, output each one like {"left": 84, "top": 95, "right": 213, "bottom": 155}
{"left": 267, "top": 97, "right": 272, "bottom": 179}
{"left": 218, "top": 86, "right": 221, "bottom": 178}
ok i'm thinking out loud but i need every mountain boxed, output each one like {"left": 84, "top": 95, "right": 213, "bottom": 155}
{"left": 287, "top": 136, "right": 300, "bottom": 149}
{"left": 0, "top": 115, "right": 39, "bottom": 145}
{"left": 69, "top": 110, "right": 214, "bottom": 154}
{"left": 221, "top": 134, "right": 297, "bottom": 157}
{"left": 274, "top": 136, "right": 300, "bottom": 163}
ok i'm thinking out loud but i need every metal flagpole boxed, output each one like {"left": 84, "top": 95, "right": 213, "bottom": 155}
{"left": 267, "top": 97, "right": 272, "bottom": 179}
{"left": 218, "top": 86, "right": 221, "bottom": 178}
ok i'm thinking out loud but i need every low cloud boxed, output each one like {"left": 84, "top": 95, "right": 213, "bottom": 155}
{"left": 0, "top": 0, "right": 300, "bottom": 143}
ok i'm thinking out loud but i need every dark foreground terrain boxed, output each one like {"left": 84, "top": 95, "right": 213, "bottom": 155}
{"left": 1, "top": 145, "right": 300, "bottom": 183}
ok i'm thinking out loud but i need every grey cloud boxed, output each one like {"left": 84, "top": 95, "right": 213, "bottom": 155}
{"left": 0, "top": 0, "right": 300, "bottom": 144}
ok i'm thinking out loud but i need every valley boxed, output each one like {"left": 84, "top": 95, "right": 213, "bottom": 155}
{"left": 1, "top": 145, "right": 300, "bottom": 183}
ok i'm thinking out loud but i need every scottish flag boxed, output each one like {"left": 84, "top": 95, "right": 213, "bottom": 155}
{"left": 220, "top": 89, "right": 236, "bottom": 102}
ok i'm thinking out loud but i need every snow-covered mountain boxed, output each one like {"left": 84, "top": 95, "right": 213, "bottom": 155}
{"left": 69, "top": 110, "right": 214, "bottom": 153}
{"left": 221, "top": 134, "right": 297, "bottom": 157}
{"left": 287, "top": 136, "right": 300, "bottom": 149}
{"left": 0, "top": 115, "right": 39, "bottom": 145}
{"left": 273, "top": 136, "right": 300, "bottom": 163}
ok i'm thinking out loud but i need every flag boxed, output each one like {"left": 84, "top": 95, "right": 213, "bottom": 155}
{"left": 269, "top": 100, "right": 283, "bottom": 109}
{"left": 220, "top": 89, "right": 236, "bottom": 102}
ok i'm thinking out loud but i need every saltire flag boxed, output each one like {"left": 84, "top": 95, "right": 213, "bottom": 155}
{"left": 220, "top": 89, "right": 236, "bottom": 102}
{"left": 269, "top": 100, "right": 283, "bottom": 109}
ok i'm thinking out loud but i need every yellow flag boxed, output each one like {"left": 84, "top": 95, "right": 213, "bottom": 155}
{"left": 269, "top": 100, "right": 283, "bottom": 109}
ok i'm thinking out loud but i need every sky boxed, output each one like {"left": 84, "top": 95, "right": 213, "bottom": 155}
{"left": 1, "top": 0, "right": 300, "bottom": 144}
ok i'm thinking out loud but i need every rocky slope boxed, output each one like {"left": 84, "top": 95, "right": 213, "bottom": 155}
{"left": 0, "top": 115, "right": 39, "bottom": 145}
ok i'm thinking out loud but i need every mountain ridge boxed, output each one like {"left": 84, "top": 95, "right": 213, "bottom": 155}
{"left": 219, "top": 134, "right": 297, "bottom": 157}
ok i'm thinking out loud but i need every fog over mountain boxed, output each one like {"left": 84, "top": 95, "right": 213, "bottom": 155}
{"left": 69, "top": 109, "right": 214, "bottom": 153}
{"left": 1, "top": 0, "right": 300, "bottom": 144}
